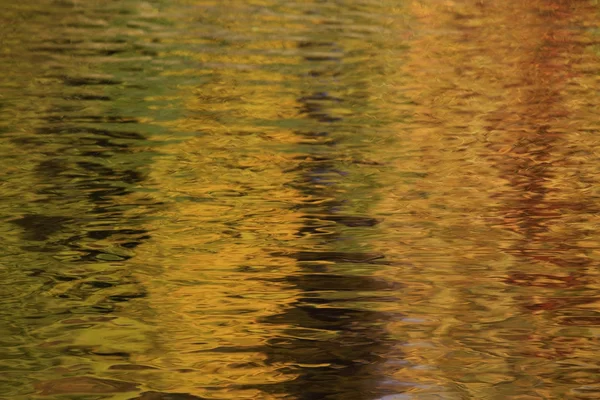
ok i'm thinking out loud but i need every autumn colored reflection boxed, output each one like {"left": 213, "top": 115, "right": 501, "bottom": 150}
{"left": 375, "top": 0, "right": 600, "bottom": 398}
{"left": 1, "top": 0, "right": 599, "bottom": 399}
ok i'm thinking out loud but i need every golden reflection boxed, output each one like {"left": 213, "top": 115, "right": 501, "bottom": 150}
{"left": 1, "top": 0, "right": 599, "bottom": 399}
{"left": 375, "top": 0, "right": 600, "bottom": 398}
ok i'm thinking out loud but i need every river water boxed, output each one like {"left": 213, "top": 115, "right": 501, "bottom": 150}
{"left": 1, "top": 0, "right": 599, "bottom": 399}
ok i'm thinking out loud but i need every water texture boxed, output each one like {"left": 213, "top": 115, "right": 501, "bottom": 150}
{"left": 0, "top": 0, "right": 599, "bottom": 399}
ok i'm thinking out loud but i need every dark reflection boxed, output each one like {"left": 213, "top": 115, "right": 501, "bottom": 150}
{"left": 0, "top": 1, "right": 165, "bottom": 395}
{"left": 243, "top": 35, "right": 400, "bottom": 399}
{"left": 34, "top": 376, "right": 139, "bottom": 396}
{"left": 294, "top": 251, "right": 386, "bottom": 264}
{"left": 10, "top": 110, "right": 152, "bottom": 259}
{"left": 11, "top": 215, "right": 72, "bottom": 242}
{"left": 132, "top": 391, "right": 208, "bottom": 400}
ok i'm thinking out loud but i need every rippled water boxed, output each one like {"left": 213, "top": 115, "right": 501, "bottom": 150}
{"left": 1, "top": 0, "right": 600, "bottom": 399}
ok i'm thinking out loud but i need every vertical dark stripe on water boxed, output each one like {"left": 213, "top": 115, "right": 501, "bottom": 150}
{"left": 254, "top": 21, "right": 398, "bottom": 400}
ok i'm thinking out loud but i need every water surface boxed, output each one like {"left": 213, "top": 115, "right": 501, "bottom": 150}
{"left": 1, "top": 0, "right": 599, "bottom": 399}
